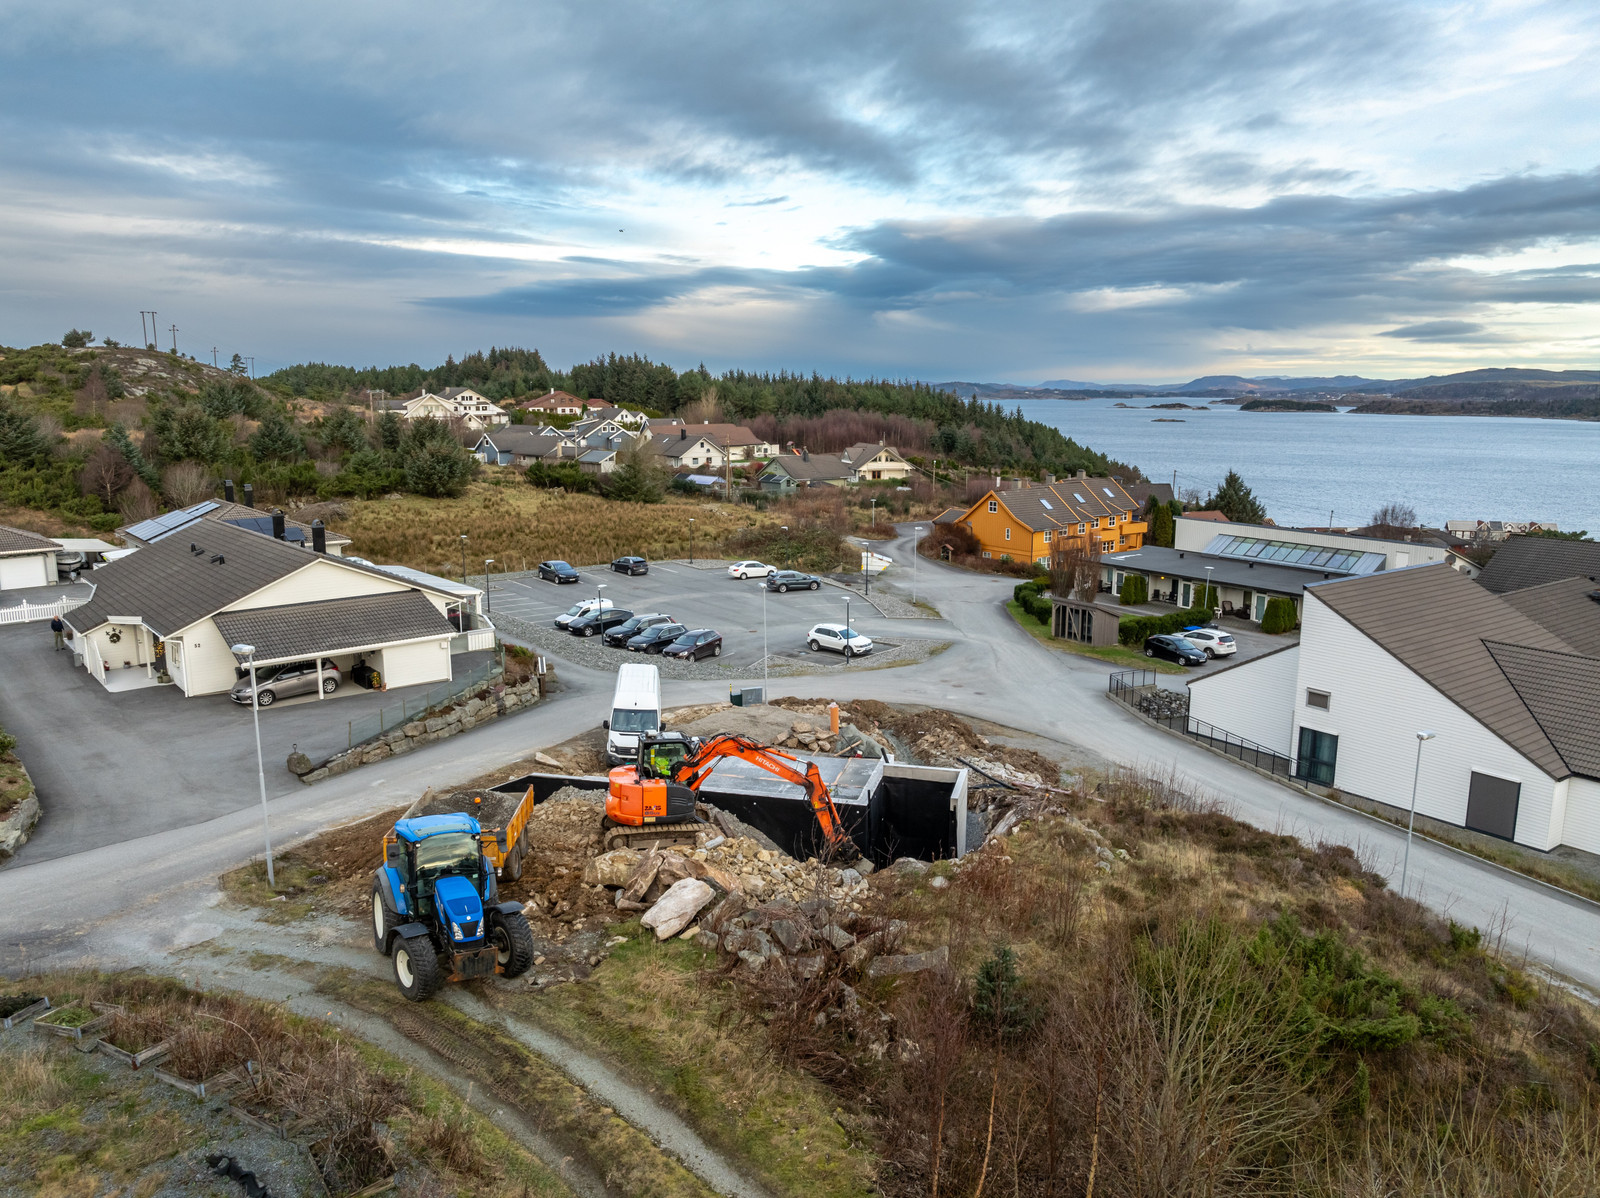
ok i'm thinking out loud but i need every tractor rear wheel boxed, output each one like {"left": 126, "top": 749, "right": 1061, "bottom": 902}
{"left": 393, "top": 934, "right": 442, "bottom": 1002}
{"left": 492, "top": 910, "right": 537, "bottom": 978}
{"left": 370, "top": 882, "right": 391, "bottom": 955}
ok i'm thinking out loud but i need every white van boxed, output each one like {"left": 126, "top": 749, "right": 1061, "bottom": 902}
{"left": 604, "top": 662, "right": 662, "bottom": 764}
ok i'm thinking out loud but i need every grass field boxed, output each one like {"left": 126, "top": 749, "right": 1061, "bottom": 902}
{"left": 325, "top": 477, "right": 772, "bottom": 573}
{"left": 1005, "top": 599, "right": 1185, "bottom": 673}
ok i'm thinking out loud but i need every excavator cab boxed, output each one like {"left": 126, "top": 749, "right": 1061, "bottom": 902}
{"left": 604, "top": 732, "right": 705, "bottom": 850}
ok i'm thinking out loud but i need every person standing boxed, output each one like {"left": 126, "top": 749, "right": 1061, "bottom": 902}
{"left": 50, "top": 614, "right": 65, "bottom": 651}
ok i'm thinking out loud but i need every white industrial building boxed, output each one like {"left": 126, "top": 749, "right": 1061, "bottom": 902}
{"left": 65, "top": 520, "right": 493, "bottom": 697}
{"left": 1188, "top": 564, "right": 1600, "bottom": 855}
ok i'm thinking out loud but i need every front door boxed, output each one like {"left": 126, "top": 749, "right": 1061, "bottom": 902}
{"left": 1296, "top": 727, "right": 1338, "bottom": 786}
{"left": 1180, "top": 581, "right": 1192, "bottom": 607}
{"left": 1255, "top": 593, "right": 1268, "bottom": 621}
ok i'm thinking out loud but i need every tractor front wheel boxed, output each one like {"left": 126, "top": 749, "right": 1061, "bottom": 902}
{"left": 393, "top": 934, "right": 442, "bottom": 1002}
{"left": 492, "top": 910, "right": 537, "bottom": 979}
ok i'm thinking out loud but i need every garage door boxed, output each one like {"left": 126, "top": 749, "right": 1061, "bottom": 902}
{"left": 0, "top": 554, "right": 50, "bottom": 590}
{"left": 1465, "top": 771, "right": 1520, "bottom": 840}
{"left": 378, "top": 639, "right": 450, "bottom": 689}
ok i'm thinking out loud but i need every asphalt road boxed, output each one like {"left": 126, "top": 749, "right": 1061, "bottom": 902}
{"left": 0, "top": 628, "right": 494, "bottom": 862}
{"left": 3, "top": 525, "right": 1599, "bottom": 1001}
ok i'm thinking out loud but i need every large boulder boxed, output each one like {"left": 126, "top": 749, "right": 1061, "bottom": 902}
{"left": 285, "top": 751, "right": 315, "bottom": 777}
{"left": 584, "top": 848, "right": 642, "bottom": 887}
{"left": 641, "top": 879, "right": 715, "bottom": 940}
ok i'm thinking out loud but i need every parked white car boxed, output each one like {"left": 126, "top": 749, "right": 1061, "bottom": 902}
{"left": 555, "top": 597, "right": 615, "bottom": 629}
{"left": 807, "top": 623, "right": 873, "bottom": 658}
{"left": 1180, "top": 627, "right": 1237, "bottom": 657}
{"left": 727, "top": 560, "right": 775, "bottom": 579}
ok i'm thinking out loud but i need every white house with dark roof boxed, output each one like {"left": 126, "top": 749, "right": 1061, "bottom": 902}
{"left": 0, "top": 525, "right": 62, "bottom": 590}
{"left": 1187, "top": 564, "right": 1600, "bottom": 855}
{"left": 65, "top": 521, "right": 490, "bottom": 697}
{"left": 402, "top": 387, "right": 509, "bottom": 430}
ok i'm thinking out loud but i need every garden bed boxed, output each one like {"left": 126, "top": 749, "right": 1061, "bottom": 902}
{"left": 0, "top": 992, "right": 49, "bottom": 1028}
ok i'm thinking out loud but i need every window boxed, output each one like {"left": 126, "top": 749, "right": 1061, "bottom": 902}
{"left": 1004, "top": 528, "right": 1011, "bottom": 541}
{"left": 1466, "top": 772, "right": 1520, "bottom": 839}
{"left": 1295, "top": 727, "right": 1338, "bottom": 786}
{"left": 988, "top": 500, "right": 998, "bottom": 513}
{"left": 1091, "top": 517, "right": 1100, "bottom": 529}
{"left": 1043, "top": 529, "right": 1052, "bottom": 542}
{"left": 982, "top": 550, "right": 992, "bottom": 558}
{"left": 1078, "top": 523, "right": 1086, "bottom": 534}
{"left": 1305, "top": 689, "right": 1331, "bottom": 710}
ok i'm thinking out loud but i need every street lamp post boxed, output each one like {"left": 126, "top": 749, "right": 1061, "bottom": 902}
{"left": 1203, "top": 565, "right": 1215, "bottom": 614}
{"left": 1400, "top": 731, "right": 1437, "bottom": 896}
{"left": 232, "top": 643, "right": 275, "bottom": 889}
{"left": 913, "top": 526, "right": 925, "bottom": 604}
{"left": 595, "top": 581, "right": 607, "bottom": 617}
{"left": 689, "top": 518, "right": 695, "bottom": 565}
{"left": 761, "top": 581, "right": 770, "bottom": 691}
{"left": 459, "top": 534, "right": 468, "bottom": 585}
{"left": 843, "top": 596, "right": 852, "bottom": 666}
{"left": 870, "top": 498, "right": 876, "bottom": 528}
{"left": 781, "top": 526, "right": 789, "bottom": 568}
{"left": 484, "top": 559, "right": 494, "bottom": 614}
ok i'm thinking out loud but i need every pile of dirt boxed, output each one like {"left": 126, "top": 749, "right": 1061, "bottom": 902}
{"left": 411, "top": 788, "right": 525, "bottom": 840}
{"left": 503, "top": 786, "right": 619, "bottom": 942}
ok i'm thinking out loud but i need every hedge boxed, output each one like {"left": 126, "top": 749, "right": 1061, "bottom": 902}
{"left": 1118, "top": 575, "right": 1148, "bottom": 605}
{"left": 1012, "top": 579, "right": 1054, "bottom": 625}
{"left": 1118, "top": 603, "right": 1217, "bottom": 646}
{"left": 1260, "top": 596, "right": 1299, "bottom": 634}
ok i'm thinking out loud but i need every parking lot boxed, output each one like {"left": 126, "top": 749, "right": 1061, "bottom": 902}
{"left": 487, "top": 560, "right": 895, "bottom": 672}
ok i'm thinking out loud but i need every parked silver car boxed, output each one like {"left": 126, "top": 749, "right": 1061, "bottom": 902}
{"left": 231, "top": 658, "right": 342, "bottom": 706}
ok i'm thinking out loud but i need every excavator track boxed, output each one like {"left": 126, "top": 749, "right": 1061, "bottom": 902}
{"left": 602, "top": 818, "right": 704, "bottom": 853}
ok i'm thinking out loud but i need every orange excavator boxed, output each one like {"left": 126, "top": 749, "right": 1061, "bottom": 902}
{"left": 605, "top": 731, "right": 858, "bottom": 861}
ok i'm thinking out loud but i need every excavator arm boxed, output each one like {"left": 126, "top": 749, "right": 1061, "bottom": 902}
{"left": 673, "top": 734, "right": 858, "bottom": 861}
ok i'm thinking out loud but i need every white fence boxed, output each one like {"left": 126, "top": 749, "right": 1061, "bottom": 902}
{"left": 0, "top": 595, "right": 89, "bottom": 626}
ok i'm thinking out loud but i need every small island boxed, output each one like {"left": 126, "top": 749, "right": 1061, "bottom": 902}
{"left": 1239, "top": 397, "right": 1337, "bottom": 413}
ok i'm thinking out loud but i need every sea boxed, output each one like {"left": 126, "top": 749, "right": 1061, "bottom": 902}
{"left": 1009, "top": 396, "right": 1600, "bottom": 534}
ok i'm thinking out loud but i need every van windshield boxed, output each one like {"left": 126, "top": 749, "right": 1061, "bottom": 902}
{"left": 611, "top": 709, "right": 659, "bottom": 734}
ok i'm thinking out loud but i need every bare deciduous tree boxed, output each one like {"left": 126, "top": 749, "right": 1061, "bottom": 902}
{"left": 1050, "top": 536, "right": 1102, "bottom": 601}
{"left": 162, "top": 461, "right": 216, "bottom": 507}
{"left": 1370, "top": 501, "right": 1419, "bottom": 532}
{"left": 116, "top": 477, "right": 157, "bottom": 523}
{"left": 79, "top": 443, "right": 134, "bottom": 507}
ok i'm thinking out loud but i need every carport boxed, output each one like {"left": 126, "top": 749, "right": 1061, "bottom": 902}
{"left": 212, "top": 591, "right": 458, "bottom": 695}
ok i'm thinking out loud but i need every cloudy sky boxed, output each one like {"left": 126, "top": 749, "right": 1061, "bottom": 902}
{"left": 2, "top": 0, "right": 1597, "bottom": 381}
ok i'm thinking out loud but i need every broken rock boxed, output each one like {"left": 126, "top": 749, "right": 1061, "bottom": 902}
{"left": 641, "top": 878, "right": 715, "bottom": 940}
{"left": 584, "top": 848, "right": 642, "bottom": 887}
{"left": 866, "top": 946, "right": 950, "bottom": 979}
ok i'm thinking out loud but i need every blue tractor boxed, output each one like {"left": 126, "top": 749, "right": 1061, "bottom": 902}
{"left": 370, "top": 813, "right": 537, "bottom": 1001}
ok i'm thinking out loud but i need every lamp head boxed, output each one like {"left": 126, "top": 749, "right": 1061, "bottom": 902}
{"left": 1417, "top": 731, "right": 1437, "bottom": 742}
{"left": 231, "top": 643, "right": 255, "bottom": 656}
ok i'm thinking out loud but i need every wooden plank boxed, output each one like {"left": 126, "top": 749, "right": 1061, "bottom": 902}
{"left": 341, "top": 1176, "right": 397, "bottom": 1198}
{"left": 1, "top": 997, "right": 49, "bottom": 1029}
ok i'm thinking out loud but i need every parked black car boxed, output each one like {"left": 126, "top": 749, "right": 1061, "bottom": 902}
{"left": 604, "top": 612, "right": 674, "bottom": 647}
{"left": 568, "top": 608, "right": 634, "bottom": 637}
{"left": 537, "top": 560, "right": 580, "bottom": 583}
{"left": 627, "top": 622, "right": 688, "bottom": 653}
{"left": 1144, "top": 634, "right": 1208, "bottom": 666}
{"left": 765, "top": 570, "right": 821, "bottom": 593}
{"left": 611, "top": 556, "right": 649, "bottom": 575}
{"left": 661, "top": 629, "right": 722, "bottom": 661}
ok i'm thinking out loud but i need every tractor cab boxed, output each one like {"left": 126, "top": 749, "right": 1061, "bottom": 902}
{"left": 385, "top": 814, "right": 495, "bottom": 920}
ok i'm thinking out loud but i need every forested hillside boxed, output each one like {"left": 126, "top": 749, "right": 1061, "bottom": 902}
{"left": 265, "top": 349, "right": 1140, "bottom": 480}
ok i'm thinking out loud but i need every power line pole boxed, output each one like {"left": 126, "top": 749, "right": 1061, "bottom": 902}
{"left": 245, "top": 356, "right": 254, "bottom": 379}
{"left": 212, "top": 347, "right": 219, "bottom": 367}
{"left": 168, "top": 324, "right": 179, "bottom": 354}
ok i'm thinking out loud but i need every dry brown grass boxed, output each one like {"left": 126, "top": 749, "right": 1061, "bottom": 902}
{"left": 326, "top": 477, "right": 771, "bottom": 572}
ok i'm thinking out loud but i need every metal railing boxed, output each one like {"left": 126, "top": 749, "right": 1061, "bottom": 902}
{"left": 1108, "top": 670, "right": 1291, "bottom": 777}
{"left": 0, "top": 594, "right": 88, "bottom": 625}
{"left": 345, "top": 654, "right": 504, "bottom": 749}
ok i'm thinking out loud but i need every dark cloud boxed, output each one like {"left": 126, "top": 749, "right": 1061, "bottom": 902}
{"left": 1378, "top": 320, "right": 1487, "bottom": 341}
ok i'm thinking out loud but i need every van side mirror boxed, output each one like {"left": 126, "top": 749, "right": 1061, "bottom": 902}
{"left": 601, "top": 719, "right": 609, "bottom": 730}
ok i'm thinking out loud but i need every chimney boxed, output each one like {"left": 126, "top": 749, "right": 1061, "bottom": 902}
{"left": 1043, "top": 471, "right": 1055, "bottom": 484}
{"left": 312, "top": 519, "right": 327, "bottom": 554}
{"left": 680, "top": 428, "right": 687, "bottom": 440}
{"left": 803, "top": 450, "right": 810, "bottom": 462}
{"left": 223, "top": 479, "right": 235, "bottom": 503}
{"left": 271, "top": 508, "right": 286, "bottom": 541}
{"left": 1076, "top": 469, "right": 1087, "bottom": 480}
{"left": 242, "top": 483, "right": 254, "bottom": 508}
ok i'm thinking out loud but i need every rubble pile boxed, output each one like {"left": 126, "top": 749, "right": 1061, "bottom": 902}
{"left": 583, "top": 834, "right": 873, "bottom": 915}
{"left": 1136, "top": 690, "right": 1189, "bottom": 721}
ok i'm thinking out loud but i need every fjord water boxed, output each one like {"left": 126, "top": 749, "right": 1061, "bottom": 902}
{"left": 1014, "top": 397, "right": 1600, "bottom": 533}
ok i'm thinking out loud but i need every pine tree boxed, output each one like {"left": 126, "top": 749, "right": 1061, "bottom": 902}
{"left": 376, "top": 410, "right": 404, "bottom": 454}
{"left": 402, "top": 441, "right": 475, "bottom": 497}
{"left": 105, "top": 423, "right": 160, "bottom": 490}
{"left": 320, "top": 406, "right": 371, "bottom": 456}
{"left": 0, "top": 401, "right": 51, "bottom": 463}
{"left": 249, "top": 409, "right": 304, "bottom": 462}
{"left": 1204, "top": 470, "right": 1267, "bottom": 523}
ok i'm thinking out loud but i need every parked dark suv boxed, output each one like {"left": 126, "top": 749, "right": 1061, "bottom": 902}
{"left": 626, "top": 622, "right": 687, "bottom": 653}
{"left": 610, "top": 556, "right": 649, "bottom": 575}
{"left": 661, "top": 629, "right": 723, "bottom": 661}
{"left": 1143, "top": 634, "right": 1208, "bottom": 666}
{"left": 537, "top": 560, "right": 580, "bottom": 583}
{"left": 765, "top": 570, "right": 821, "bottom": 592}
{"left": 604, "top": 612, "right": 674, "bottom": 647}
{"left": 231, "top": 658, "right": 342, "bottom": 706}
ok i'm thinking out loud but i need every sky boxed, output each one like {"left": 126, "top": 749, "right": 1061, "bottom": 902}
{"left": 1, "top": 0, "right": 1598, "bottom": 382}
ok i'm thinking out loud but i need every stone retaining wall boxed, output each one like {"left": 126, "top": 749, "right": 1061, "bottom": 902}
{"left": 296, "top": 676, "right": 544, "bottom": 785}
{"left": 0, "top": 756, "right": 41, "bottom": 861}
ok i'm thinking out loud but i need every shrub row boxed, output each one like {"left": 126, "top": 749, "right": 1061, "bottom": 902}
{"left": 1261, "top": 595, "right": 1299, "bottom": 634}
{"left": 1013, "top": 579, "right": 1055, "bottom": 624}
{"left": 1118, "top": 574, "right": 1149, "bottom": 605}
{"left": 1118, "top": 603, "right": 1216, "bottom": 646}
